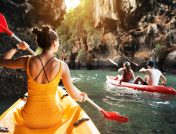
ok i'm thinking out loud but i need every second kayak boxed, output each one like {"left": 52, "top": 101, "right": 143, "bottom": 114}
{"left": 106, "top": 75, "right": 176, "bottom": 95}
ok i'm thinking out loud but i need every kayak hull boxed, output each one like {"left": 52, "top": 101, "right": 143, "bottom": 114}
{"left": 0, "top": 87, "right": 100, "bottom": 134}
{"left": 106, "top": 75, "right": 176, "bottom": 95}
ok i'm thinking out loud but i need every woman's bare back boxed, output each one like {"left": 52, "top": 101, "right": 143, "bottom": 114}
{"left": 28, "top": 55, "right": 61, "bottom": 84}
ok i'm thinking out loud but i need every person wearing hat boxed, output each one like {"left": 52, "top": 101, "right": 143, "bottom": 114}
{"left": 133, "top": 60, "right": 167, "bottom": 86}
{"left": 114, "top": 61, "right": 135, "bottom": 83}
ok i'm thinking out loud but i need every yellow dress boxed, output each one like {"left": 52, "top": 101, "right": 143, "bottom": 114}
{"left": 13, "top": 57, "right": 81, "bottom": 134}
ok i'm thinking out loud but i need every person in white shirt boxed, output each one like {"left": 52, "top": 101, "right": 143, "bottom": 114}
{"left": 133, "top": 60, "right": 166, "bottom": 86}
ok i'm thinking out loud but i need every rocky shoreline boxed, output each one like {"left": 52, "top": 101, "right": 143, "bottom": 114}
{"left": 0, "top": 69, "right": 27, "bottom": 98}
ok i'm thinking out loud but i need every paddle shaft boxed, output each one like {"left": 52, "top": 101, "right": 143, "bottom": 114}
{"left": 87, "top": 97, "right": 129, "bottom": 123}
{"left": 0, "top": 18, "right": 36, "bottom": 55}
{"left": 12, "top": 34, "right": 36, "bottom": 55}
{"left": 120, "top": 53, "right": 138, "bottom": 66}
{"left": 126, "top": 58, "right": 138, "bottom": 66}
{"left": 86, "top": 98, "right": 102, "bottom": 111}
{"left": 109, "top": 59, "right": 118, "bottom": 67}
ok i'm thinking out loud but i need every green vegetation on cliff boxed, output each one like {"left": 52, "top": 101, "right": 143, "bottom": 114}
{"left": 57, "top": 0, "right": 100, "bottom": 54}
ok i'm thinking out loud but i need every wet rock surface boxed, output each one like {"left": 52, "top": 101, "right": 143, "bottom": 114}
{"left": 0, "top": 68, "right": 27, "bottom": 97}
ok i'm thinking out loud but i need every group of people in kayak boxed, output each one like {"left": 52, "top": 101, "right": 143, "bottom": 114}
{"left": 114, "top": 60, "right": 167, "bottom": 86}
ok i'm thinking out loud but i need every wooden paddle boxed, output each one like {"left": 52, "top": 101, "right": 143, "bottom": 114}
{"left": 120, "top": 52, "right": 139, "bottom": 67}
{"left": 0, "top": 13, "right": 129, "bottom": 123}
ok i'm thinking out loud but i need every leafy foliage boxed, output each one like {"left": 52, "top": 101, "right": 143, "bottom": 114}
{"left": 57, "top": 0, "right": 101, "bottom": 54}
{"left": 35, "top": 47, "right": 42, "bottom": 55}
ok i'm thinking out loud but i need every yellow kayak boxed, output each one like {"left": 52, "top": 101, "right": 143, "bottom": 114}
{"left": 0, "top": 87, "right": 100, "bottom": 134}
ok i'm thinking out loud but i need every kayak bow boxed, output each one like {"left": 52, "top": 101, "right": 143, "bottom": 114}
{"left": 0, "top": 87, "right": 100, "bottom": 134}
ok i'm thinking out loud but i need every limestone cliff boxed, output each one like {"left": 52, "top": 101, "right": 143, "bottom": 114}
{"left": 93, "top": 0, "right": 153, "bottom": 31}
{"left": 86, "top": 0, "right": 176, "bottom": 71}
{"left": 60, "top": 0, "right": 176, "bottom": 72}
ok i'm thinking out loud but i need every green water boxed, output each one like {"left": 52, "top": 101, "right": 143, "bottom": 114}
{"left": 71, "top": 70, "right": 176, "bottom": 134}
{"left": 0, "top": 70, "right": 176, "bottom": 134}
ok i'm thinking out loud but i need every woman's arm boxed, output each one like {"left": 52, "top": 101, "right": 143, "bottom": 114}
{"left": 3, "top": 48, "right": 18, "bottom": 59}
{"left": 160, "top": 74, "right": 167, "bottom": 85}
{"left": 61, "top": 61, "right": 87, "bottom": 102}
{"left": 0, "top": 42, "right": 29, "bottom": 69}
{"left": 118, "top": 67, "right": 125, "bottom": 72}
{"left": 131, "top": 70, "right": 135, "bottom": 79}
{"left": 139, "top": 68, "right": 147, "bottom": 73}
{"left": 0, "top": 57, "right": 28, "bottom": 69}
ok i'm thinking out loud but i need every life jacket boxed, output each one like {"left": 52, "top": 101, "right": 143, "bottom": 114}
{"left": 121, "top": 69, "right": 133, "bottom": 82}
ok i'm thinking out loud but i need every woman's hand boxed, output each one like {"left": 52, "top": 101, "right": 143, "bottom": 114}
{"left": 17, "top": 41, "right": 29, "bottom": 50}
{"left": 80, "top": 92, "right": 88, "bottom": 102}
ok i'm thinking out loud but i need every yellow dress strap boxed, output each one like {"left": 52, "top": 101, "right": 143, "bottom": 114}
{"left": 26, "top": 57, "right": 62, "bottom": 83}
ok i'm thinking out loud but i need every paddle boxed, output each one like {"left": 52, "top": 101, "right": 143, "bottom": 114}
{"left": 0, "top": 13, "right": 35, "bottom": 55}
{"left": 109, "top": 59, "right": 118, "bottom": 67}
{"left": 86, "top": 98, "right": 128, "bottom": 123}
{"left": 1, "top": 13, "right": 128, "bottom": 123}
{"left": 120, "top": 52, "right": 139, "bottom": 67}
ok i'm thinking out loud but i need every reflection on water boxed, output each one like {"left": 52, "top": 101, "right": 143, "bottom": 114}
{"left": 72, "top": 70, "right": 176, "bottom": 134}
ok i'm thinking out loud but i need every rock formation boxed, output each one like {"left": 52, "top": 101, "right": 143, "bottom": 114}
{"left": 88, "top": 0, "right": 176, "bottom": 71}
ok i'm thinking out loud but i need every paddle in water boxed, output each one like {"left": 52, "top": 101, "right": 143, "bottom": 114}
{"left": 87, "top": 98, "right": 128, "bottom": 123}
{"left": 0, "top": 13, "right": 35, "bottom": 55}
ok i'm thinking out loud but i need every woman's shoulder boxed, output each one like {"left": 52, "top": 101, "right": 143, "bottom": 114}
{"left": 52, "top": 59, "right": 70, "bottom": 76}
{"left": 130, "top": 69, "right": 134, "bottom": 73}
{"left": 54, "top": 58, "right": 68, "bottom": 67}
{"left": 28, "top": 55, "right": 39, "bottom": 62}
{"left": 54, "top": 58, "right": 63, "bottom": 64}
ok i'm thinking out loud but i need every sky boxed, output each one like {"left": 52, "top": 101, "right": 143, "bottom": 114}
{"left": 65, "top": 0, "right": 80, "bottom": 11}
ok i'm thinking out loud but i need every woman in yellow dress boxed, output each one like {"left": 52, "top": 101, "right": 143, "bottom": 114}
{"left": 0, "top": 25, "right": 87, "bottom": 134}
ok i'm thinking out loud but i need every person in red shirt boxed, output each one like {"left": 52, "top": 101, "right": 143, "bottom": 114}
{"left": 114, "top": 62, "right": 135, "bottom": 83}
